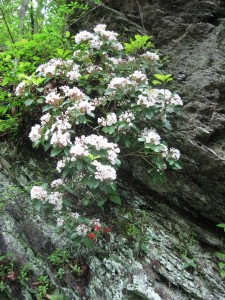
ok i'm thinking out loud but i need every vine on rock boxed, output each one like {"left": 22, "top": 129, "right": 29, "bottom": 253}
{"left": 16, "top": 24, "right": 183, "bottom": 247}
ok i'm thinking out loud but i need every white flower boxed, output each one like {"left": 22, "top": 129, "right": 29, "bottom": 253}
{"left": 45, "top": 91, "right": 62, "bottom": 106}
{"left": 92, "top": 161, "right": 117, "bottom": 181}
{"left": 40, "top": 113, "right": 51, "bottom": 126}
{"left": 98, "top": 113, "right": 117, "bottom": 126}
{"left": 119, "top": 110, "right": 135, "bottom": 124}
{"left": 70, "top": 143, "right": 89, "bottom": 161}
{"left": 108, "top": 77, "right": 132, "bottom": 90}
{"left": 140, "top": 128, "right": 161, "bottom": 145}
{"left": 129, "top": 70, "right": 148, "bottom": 84}
{"left": 57, "top": 217, "right": 64, "bottom": 226}
{"left": 56, "top": 160, "right": 66, "bottom": 173}
{"left": 30, "top": 186, "right": 47, "bottom": 201}
{"left": 90, "top": 36, "right": 103, "bottom": 49}
{"left": 47, "top": 192, "right": 63, "bottom": 211}
{"left": 169, "top": 148, "right": 180, "bottom": 160}
{"left": 50, "top": 131, "right": 71, "bottom": 147}
{"left": 61, "top": 86, "right": 85, "bottom": 100}
{"left": 76, "top": 224, "right": 90, "bottom": 236}
{"left": 51, "top": 179, "right": 64, "bottom": 188}
{"left": 29, "top": 124, "right": 42, "bottom": 143}
{"left": 94, "top": 24, "right": 107, "bottom": 33}
{"left": 75, "top": 30, "right": 94, "bottom": 43}
{"left": 141, "top": 51, "right": 159, "bottom": 62}
{"left": 71, "top": 212, "right": 80, "bottom": 220}
{"left": 15, "top": 82, "right": 26, "bottom": 96}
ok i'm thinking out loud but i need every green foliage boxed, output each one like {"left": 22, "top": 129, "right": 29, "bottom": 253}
{"left": 36, "top": 275, "right": 50, "bottom": 300}
{"left": 152, "top": 73, "right": 173, "bottom": 86}
{"left": 182, "top": 254, "right": 199, "bottom": 270}
{"left": 55, "top": 268, "right": 65, "bottom": 279}
{"left": 0, "top": 0, "right": 101, "bottom": 136}
{"left": 124, "top": 35, "right": 154, "bottom": 54}
{"left": 71, "top": 264, "right": 82, "bottom": 276}
{"left": 18, "top": 263, "right": 32, "bottom": 286}
{"left": 49, "top": 249, "right": 70, "bottom": 266}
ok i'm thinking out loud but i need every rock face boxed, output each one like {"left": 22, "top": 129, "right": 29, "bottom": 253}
{"left": 0, "top": 141, "right": 225, "bottom": 300}
{"left": 74, "top": 0, "right": 225, "bottom": 222}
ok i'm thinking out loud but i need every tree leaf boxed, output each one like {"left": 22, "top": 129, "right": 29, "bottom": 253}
{"left": 50, "top": 148, "right": 62, "bottom": 157}
{"left": 24, "top": 99, "right": 34, "bottom": 106}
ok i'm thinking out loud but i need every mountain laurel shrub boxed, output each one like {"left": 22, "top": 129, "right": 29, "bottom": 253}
{"left": 16, "top": 24, "right": 183, "bottom": 246}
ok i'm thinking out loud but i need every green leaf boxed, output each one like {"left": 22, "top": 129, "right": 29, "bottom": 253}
{"left": 83, "top": 236, "right": 93, "bottom": 248}
{"left": 220, "top": 269, "right": 225, "bottom": 278}
{"left": 109, "top": 194, "right": 121, "bottom": 205}
{"left": 217, "top": 224, "right": 225, "bottom": 229}
{"left": 65, "top": 31, "right": 70, "bottom": 38}
{"left": 76, "top": 160, "right": 84, "bottom": 171}
{"left": 50, "top": 148, "right": 62, "bottom": 157}
{"left": 63, "top": 198, "right": 73, "bottom": 207}
{"left": 102, "top": 126, "right": 115, "bottom": 134}
{"left": 57, "top": 48, "right": 64, "bottom": 57}
{"left": 216, "top": 252, "right": 225, "bottom": 259}
{"left": 33, "top": 199, "right": 42, "bottom": 212}
{"left": 219, "top": 262, "right": 225, "bottom": 270}
{"left": 43, "top": 142, "right": 51, "bottom": 151}
{"left": 122, "top": 136, "right": 131, "bottom": 148}
{"left": 145, "top": 110, "right": 154, "bottom": 119}
{"left": 172, "top": 161, "right": 182, "bottom": 170}
{"left": 24, "top": 99, "right": 34, "bottom": 106}
{"left": 42, "top": 105, "right": 54, "bottom": 112}
{"left": 152, "top": 79, "right": 162, "bottom": 85}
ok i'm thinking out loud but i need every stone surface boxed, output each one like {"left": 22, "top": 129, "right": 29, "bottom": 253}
{"left": 0, "top": 142, "right": 225, "bottom": 299}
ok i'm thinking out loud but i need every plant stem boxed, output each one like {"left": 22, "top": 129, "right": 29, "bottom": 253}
{"left": 0, "top": 7, "right": 14, "bottom": 43}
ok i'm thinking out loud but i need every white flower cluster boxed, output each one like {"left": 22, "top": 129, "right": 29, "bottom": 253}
{"left": 30, "top": 186, "right": 47, "bottom": 201}
{"left": 137, "top": 89, "right": 183, "bottom": 108}
{"left": 92, "top": 161, "right": 117, "bottom": 181}
{"left": 141, "top": 51, "right": 159, "bottom": 62}
{"left": 30, "top": 186, "right": 63, "bottom": 211}
{"left": 76, "top": 224, "right": 90, "bottom": 236}
{"left": 129, "top": 70, "right": 148, "bottom": 84}
{"left": 61, "top": 86, "right": 85, "bottom": 101}
{"left": 98, "top": 113, "right": 117, "bottom": 126}
{"left": 94, "top": 24, "right": 117, "bottom": 41}
{"left": 29, "top": 124, "right": 42, "bottom": 143}
{"left": 67, "top": 100, "right": 95, "bottom": 114}
{"left": 45, "top": 91, "right": 62, "bottom": 106}
{"left": 75, "top": 30, "right": 94, "bottom": 43}
{"left": 47, "top": 192, "right": 63, "bottom": 211}
{"left": 74, "top": 24, "right": 123, "bottom": 51}
{"left": 119, "top": 110, "right": 135, "bottom": 124}
{"left": 70, "top": 142, "right": 89, "bottom": 161}
{"left": 40, "top": 113, "right": 51, "bottom": 126}
{"left": 108, "top": 77, "right": 132, "bottom": 90}
{"left": 162, "top": 147, "right": 180, "bottom": 161}
{"left": 51, "top": 179, "right": 64, "bottom": 188}
{"left": 70, "top": 212, "right": 80, "bottom": 219}
{"left": 89, "top": 36, "right": 103, "bottom": 50}
{"left": 48, "top": 115, "right": 72, "bottom": 147}
{"left": 140, "top": 128, "right": 161, "bottom": 145}
{"left": 70, "top": 134, "right": 120, "bottom": 165}
{"left": 86, "top": 65, "right": 103, "bottom": 74}
{"left": 36, "top": 58, "right": 73, "bottom": 77}
{"left": 66, "top": 64, "right": 81, "bottom": 81}
{"left": 75, "top": 218, "right": 102, "bottom": 236}
{"left": 15, "top": 82, "right": 26, "bottom": 96}
{"left": 56, "top": 159, "right": 67, "bottom": 173}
